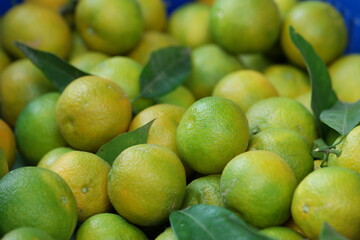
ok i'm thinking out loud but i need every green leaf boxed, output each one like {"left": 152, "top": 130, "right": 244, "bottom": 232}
{"left": 137, "top": 46, "right": 191, "bottom": 99}
{"left": 170, "top": 204, "right": 271, "bottom": 240}
{"left": 320, "top": 222, "right": 349, "bottom": 240}
{"left": 289, "top": 26, "right": 338, "bottom": 137}
{"left": 96, "top": 119, "right": 154, "bottom": 165}
{"left": 320, "top": 100, "right": 360, "bottom": 136}
{"left": 15, "top": 42, "right": 88, "bottom": 92}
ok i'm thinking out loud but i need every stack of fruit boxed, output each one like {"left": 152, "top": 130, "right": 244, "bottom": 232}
{"left": 0, "top": 0, "right": 359, "bottom": 239}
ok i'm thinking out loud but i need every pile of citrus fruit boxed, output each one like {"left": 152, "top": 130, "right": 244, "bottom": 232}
{"left": 0, "top": 0, "right": 360, "bottom": 239}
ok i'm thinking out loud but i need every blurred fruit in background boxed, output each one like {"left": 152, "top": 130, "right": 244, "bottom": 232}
{"left": 210, "top": 0, "right": 281, "bottom": 53}
{"left": 281, "top": 1, "right": 347, "bottom": 68}
{"left": 1, "top": 3, "right": 71, "bottom": 59}
{"left": 212, "top": 70, "right": 278, "bottom": 112}
{"left": 0, "top": 59, "right": 56, "bottom": 126}
{"left": 75, "top": 0, "right": 144, "bottom": 55}
{"left": 329, "top": 54, "right": 360, "bottom": 102}
{"left": 168, "top": 2, "right": 212, "bottom": 48}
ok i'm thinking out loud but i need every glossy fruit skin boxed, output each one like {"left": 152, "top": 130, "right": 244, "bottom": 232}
{"left": 210, "top": 0, "right": 281, "bottom": 53}
{"left": 221, "top": 150, "right": 297, "bottom": 228}
{"left": 176, "top": 96, "right": 250, "bottom": 174}
{"left": 291, "top": 167, "right": 360, "bottom": 239}
{"left": 0, "top": 167, "right": 77, "bottom": 240}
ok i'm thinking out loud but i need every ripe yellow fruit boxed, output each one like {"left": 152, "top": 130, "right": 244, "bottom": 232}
{"left": 128, "top": 31, "right": 179, "bottom": 66}
{"left": 329, "top": 54, "right": 360, "bottom": 103}
{"left": 248, "top": 127, "right": 314, "bottom": 183}
{"left": 0, "top": 119, "right": 16, "bottom": 168}
{"left": 108, "top": 144, "right": 186, "bottom": 226}
{"left": 1, "top": 3, "right": 71, "bottom": 59}
{"left": 328, "top": 125, "right": 360, "bottom": 174}
{"left": 291, "top": 167, "right": 360, "bottom": 239}
{"left": 49, "top": 151, "right": 111, "bottom": 222}
{"left": 221, "top": 150, "right": 297, "bottom": 228}
{"left": 135, "top": 0, "right": 166, "bottom": 31}
{"left": 264, "top": 64, "right": 310, "bottom": 98}
{"left": 168, "top": 3, "right": 212, "bottom": 48}
{"left": 181, "top": 174, "right": 223, "bottom": 208}
{"left": 56, "top": 76, "right": 132, "bottom": 152}
{"left": 281, "top": 1, "right": 347, "bottom": 68}
{"left": 212, "top": 70, "right": 278, "bottom": 112}
{"left": 0, "top": 59, "right": 55, "bottom": 126}
{"left": 246, "top": 97, "right": 317, "bottom": 145}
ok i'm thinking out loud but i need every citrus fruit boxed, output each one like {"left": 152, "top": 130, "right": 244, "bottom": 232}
{"left": 212, "top": 70, "right": 278, "bottom": 112}
{"left": 181, "top": 174, "right": 223, "bottom": 208}
{"left": 0, "top": 167, "right": 77, "bottom": 240}
{"left": 2, "top": 226, "right": 54, "bottom": 240}
{"left": 295, "top": 90, "right": 312, "bottom": 113}
{"left": 15, "top": 92, "right": 67, "bottom": 165}
{"left": 56, "top": 75, "right": 132, "bottom": 152}
{"left": 0, "top": 119, "right": 16, "bottom": 168}
{"left": 68, "top": 31, "right": 89, "bottom": 60}
{"left": 273, "top": 0, "right": 298, "bottom": 18}
{"left": 155, "top": 227, "right": 177, "bottom": 240}
{"left": 283, "top": 218, "right": 306, "bottom": 236}
{"left": 291, "top": 167, "right": 360, "bottom": 239}
{"left": 281, "top": 1, "right": 347, "bottom": 68}
{"left": 328, "top": 125, "right": 360, "bottom": 174}
{"left": 210, "top": 0, "right": 281, "bottom": 53}
{"left": 0, "top": 59, "right": 55, "bottom": 126}
{"left": 75, "top": 213, "right": 147, "bottom": 240}
{"left": 49, "top": 151, "right": 111, "bottom": 222}
{"left": 135, "top": 0, "right": 166, "bottom": 31}
{"left": 246, "top": 97, "right": 317, "bottom": 144}
{"left": 259, "top": 226, "right": 304, "bottom": 240}
{"left": 128, "top": 31, "right": 179, "bottom": 66}
{"left": 176, "top": 96, "right": 250, "bottom": 174}
{"left": 75, "top": 0, "right": 143, "bottom": 55}
{"left": 248, "top": 127, "right": 314, "bottom": 183}
{"left": 90, "top": 56, "right": 142, "bottom": 100}
{"left": 70, "top": 51, "right": 110, "bottom": 72}
{"left": 129, "top": 104, "right": 185, "bottom": 155}
{"left": 108, "top": 144, "right": 186, "bottom": 226}
{"left": 238, "top": 53, "right": 274, "bottom": 72}
{"left": 0, "top": 150, "right": 9, "bottom": 178}
{"left": 221, "top": 150, "right": 297, "bottom": 228}
{"left": 185, "top": 44, "right": 244, "bottom": 99}
{"left": 329, "top": 54, "right": 360, "bottom": 102}
{"left": 168, "top": 2, "right": 212, "bottom": 48}
{"left": 0, "top": 48, "right": 11, "bottom": 73}
{"left": 264, "top": 64, "right": 310, "bottom": 98}
{"left": 1, "top": 2, "right": 71, "bottom": 59}
{"left": 37, "top": 147, "right": 73, "bottom": 169}
{"left": 25, "top": 0, "right": 69, "bottom": 11}
{"left": 155, "top": 85, "right": 195, "bottom": 109}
